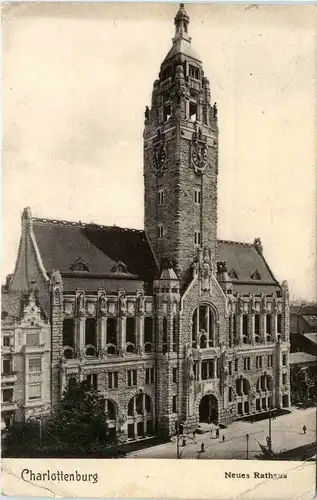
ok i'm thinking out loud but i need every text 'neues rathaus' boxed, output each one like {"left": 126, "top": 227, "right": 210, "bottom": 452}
{"left": 3, "top": 4, "right": 291, "bottom": 441}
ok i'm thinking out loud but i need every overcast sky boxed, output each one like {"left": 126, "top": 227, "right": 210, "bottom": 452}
{"left": 2, "top": 3, "right": 317, "bottom": 300}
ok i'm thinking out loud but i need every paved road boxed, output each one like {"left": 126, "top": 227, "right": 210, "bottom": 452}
{"left": 128, "top": 407, "right": 316, "bottom": 460}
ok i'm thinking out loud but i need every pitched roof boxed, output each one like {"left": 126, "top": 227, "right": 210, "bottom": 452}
{"left": 302, "top": 315, "right": 317, "bottom": 328}
{"left": 304, "top": 333, "right": 317, "bottom": 345}
{"left": 1, "top": 291, "right": 22, "bottom": 320}
{"left": 32, "top": 218, "right": 158, "bottom": 278}
{"left": 217, "top": 240, "right": 278, "bottom": 284}
{"left": 289, "top": 352, "right": 317, "bottom": 365}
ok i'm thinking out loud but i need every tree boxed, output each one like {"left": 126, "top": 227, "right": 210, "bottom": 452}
{"left": 3, "top": 380, "right": 124, "bottom": 458}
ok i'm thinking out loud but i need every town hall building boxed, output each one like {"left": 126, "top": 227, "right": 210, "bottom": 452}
{"left": 2, "top": 4, "right": 291, "bottom": 440}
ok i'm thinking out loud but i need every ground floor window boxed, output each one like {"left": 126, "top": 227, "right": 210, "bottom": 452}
{"left": 127, "top": 394, "right": 154, "bottom": 440}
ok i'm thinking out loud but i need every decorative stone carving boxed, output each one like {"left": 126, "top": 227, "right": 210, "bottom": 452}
{"left": 187, "top": 351, "right": 195, "bottom": 383}
{"left": 137, "top": 291, "right": 145, "bottom": 316}
{"left": 127, "top": 301, "right": 135, "bottom": 316}
{"left": 86, "top": 301, "right": 96, "bottom": 316}
{"left": 98, "top": 290, "right": 107, "bottom": 317}
{"left": 76, "top": 290, "right": 85, "bottom": 317}
{"left": 145, "top": 301, "right": 152, "bottom": 315}
{"left": 153, "top": 139, "right": 167, "bottom": 177}
{"left": 281, "top": 280, "right": 289, "bottom": 300}
{"left": 64, "top": 301, "right": 74, "bottom": 316}
{"left": 249, "top": 294, "right": 255, "bottom": 313}
{"left": 191, "top": 129, "right": 208, "bottom": 174}
{"left": 192, "top": 246, "right": 212, "bottom": 292}
{"left": 108, "top": 301, "right": 116, "bottom": 316}
{"left": 118, "top": 291, "right": 127, "bottom": 316}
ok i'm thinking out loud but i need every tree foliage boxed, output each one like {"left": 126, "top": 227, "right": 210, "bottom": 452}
{"left": 3, "top": 380, "right": 124, "bottom": 458}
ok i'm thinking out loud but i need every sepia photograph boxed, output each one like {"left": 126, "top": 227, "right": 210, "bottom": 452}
{"left": 1, "top": 1, "right": 316, "bottom": 478}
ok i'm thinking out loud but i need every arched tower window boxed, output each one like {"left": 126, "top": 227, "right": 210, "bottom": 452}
{"left": 192, "top": 305, "right": 215, "bottom": 348}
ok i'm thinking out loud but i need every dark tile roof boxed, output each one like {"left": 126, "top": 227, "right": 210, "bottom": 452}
{"left": 217, "top": 240, "right": 278, "bottom": 284}
{"left": 302, "top": 315, "right": 317, "bottom": 328}
{"left": 32, "top": 219, "right": 158, "bottom": 278}
{"left": 31, "top": 218, "right": 279, "bottom": 293}
{"left": 1, "top": 291, "right": 22, "bottom": 321}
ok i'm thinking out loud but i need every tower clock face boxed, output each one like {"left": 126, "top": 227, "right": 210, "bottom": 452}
{"left": 192, "top": 141, "right": 208, "bottom": 174}
{"left": 153, "top": 142, "right": 167, "bottom": 177}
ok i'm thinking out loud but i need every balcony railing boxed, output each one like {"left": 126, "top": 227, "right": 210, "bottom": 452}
{"left": 1, "top": 371, "right": 17, "bottom": 383}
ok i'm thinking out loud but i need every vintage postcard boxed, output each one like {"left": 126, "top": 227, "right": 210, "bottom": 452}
{"left": 1, "top": 2, "right": 317, "bottom": 499}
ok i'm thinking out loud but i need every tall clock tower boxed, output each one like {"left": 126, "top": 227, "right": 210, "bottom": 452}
{"left": 144, "top": 3, "right": 219, "bottom": 288}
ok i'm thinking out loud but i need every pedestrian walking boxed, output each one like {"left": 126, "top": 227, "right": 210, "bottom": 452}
{"left": 222, "top": 435, "right": 225, "bottom": 443}
{"left": 210, "top": 428, "right": 213, "bottom": 438}
{"left": 216, "top": 428, "right": 219, "bottom": 439}
{"left": 201, "top": 442, "right": 205, "bottom": 452}
{"left": 193, "top": 430, "right": 196, "bottom": 439}
{"left": 303, "top": 425, "right": 307, "bottom": 435}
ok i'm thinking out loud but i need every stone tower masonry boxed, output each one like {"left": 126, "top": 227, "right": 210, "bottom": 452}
{"left": 144, "top": 3, "right": 219, "bottom": 290}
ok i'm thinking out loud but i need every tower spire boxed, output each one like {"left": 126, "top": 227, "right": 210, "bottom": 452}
{"left": 174, "top": 3, "right": 190, "bottom": 41}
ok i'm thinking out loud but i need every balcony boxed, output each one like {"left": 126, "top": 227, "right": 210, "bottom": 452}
{"left": 23, "top": 343, "right": 47, "bottom": 354}
{"left": 2, "top": 400, "right": 18, "bottom": 412}
{"left": 1, "top": 371, "right": 17, "bottom": 384}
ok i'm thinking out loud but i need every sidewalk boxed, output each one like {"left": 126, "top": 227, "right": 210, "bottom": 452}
{"left": 127, "top": 407, "right": 316, "bottom": 460}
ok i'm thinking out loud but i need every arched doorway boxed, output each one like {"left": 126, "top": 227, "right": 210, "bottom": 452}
{"left": 199, "top": 394, "right": 218, "bottom": 423}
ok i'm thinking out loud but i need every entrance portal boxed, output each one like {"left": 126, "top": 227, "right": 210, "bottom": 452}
{"left": 199, "top": 394, "right": 218, "bottom": 423}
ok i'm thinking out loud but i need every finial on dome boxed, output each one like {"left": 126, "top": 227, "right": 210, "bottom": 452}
{"left": 174, "top": 3, "right": 190, "bottom": 39}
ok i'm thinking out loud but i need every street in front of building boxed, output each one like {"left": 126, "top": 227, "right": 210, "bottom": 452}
{"left": 128, "top": 407, "right": 316, "bottom": 460}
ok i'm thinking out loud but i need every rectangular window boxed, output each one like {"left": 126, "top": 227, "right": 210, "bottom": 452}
{"left": 244, "top": 357, "right": 251, "bottom": 371}
{"left": 146, "top": 367, "right": 155, "bottom": 385}
{"left": 85, "top": 318, "right": 97, "bottom": 346}
{"left": 194, "top": 230, "right": 201, "bottom": 245}
{"left": 189, "top": 101, "right": 197, "bottom": 122}
{"left": 282, "top": 373, "right": 287, "bottom": 385}
{"left": 157, "top": 224, "right": 164, "bottom": 239}
{"left": 29, "top": 358, "right": 41, "bottom": 373}
{"left": 229, "top": 387, "right": 233, "bottom": 402}
{"left": 173, "top": 367, "right": 177, "bottom": 384}
{"left": 29, "top": 384, "right": 41, "bottom": 400}
{"left": 107, "top": 317, "right": 117, "bottom": 345}
{"left": 277, "top": 314, "right": 282, "bottom": 334}
{"left": 126, "top": 317, "right": 136, "bottom": 344}
{"left": 194, "top": 188, "right": 201, "bottom": 205}
{"left": 163, "top": 104, "right": 171, "bottom": 122}
{"left": 2, "top": 359, "right": 11, "bottom": 374}
{"left": 158, "top": 189, "right": 164, "bottom": 205}
{"left": 254, "top": 315, "right": 260, "bottom": 335}
{"left": 26, "top": 333, "right": 39, "bottom": 346}
{"left": 3, "top": 336, "right": 10, "bottom": 347}
{"left": 144, "top": 317, "right": 153, "bottom": 344}
{"left": 172, "top": 395, "right": 177, "bottom": 413}
{"left": 243, "top": 314, "right": 248, "bottom": 336}
{"left": 266, "top": 314, "right": 272, "bottom": 335}
{"left": 268, "top": 354, "right": 273, "bottom": 368}
{"left": 63, "top": 318, "right": 74, "bottom": 347}
{"left": 127, "top": 369, "right": 137, "bottom": 387}
{"left": 235, "top": 359, "right": 238, "bottom": 372}
{"left": 189, "top": 65, "right": 199, "bottom": 79}
{"left": 3, "top": 388, "right": 13, "bottom": 402}
{"left": 282, "top": 353, "right": 287, "bottom": 366}
{"left": 86, "top": 373, "right": 98, "bottom": 390}
{"left": 108, "top": 372, "right": 118, "bottom": 389}
{"left": 228, "top": 361, "right": 232, "bottom": 376}
{"left": 256, "top": 356, "right": 262, "bottom": 369}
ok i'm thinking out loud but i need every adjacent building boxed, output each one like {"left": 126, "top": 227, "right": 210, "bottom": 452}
{"left": 2, "top": 4, "right": 291, "bottom": 441}
{"left": 1, "top": 287, "right": 51, "bottom": 430}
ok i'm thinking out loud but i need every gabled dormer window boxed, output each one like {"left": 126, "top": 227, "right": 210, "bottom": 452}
{"left": 229, "top": 269, "right": 238, "bottom": 280}
{"left": 111, "top": 261, "right": 128, "bottom": 274}
{"left": 251, "top": 270, "right": 261, "bottom": 280}
{"left": 70, "top": 257, "right": 89, "bottom": 272}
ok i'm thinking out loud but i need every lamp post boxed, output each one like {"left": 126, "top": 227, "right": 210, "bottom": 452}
{"left": 268, "top": 410, "right": 272, "bottom": 453}
{"left": 175, "top": 421, "right": 180, "bottom": 459}
{"left": 246, "top": 433, "right": 249, "bottom": 460}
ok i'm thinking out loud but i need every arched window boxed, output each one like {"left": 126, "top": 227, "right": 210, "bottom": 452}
{"left": 192, "top": 305, "right": 215, "bottom": 348}
{"left": 106, "top": 400, "right": 117, "bottom": 421}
